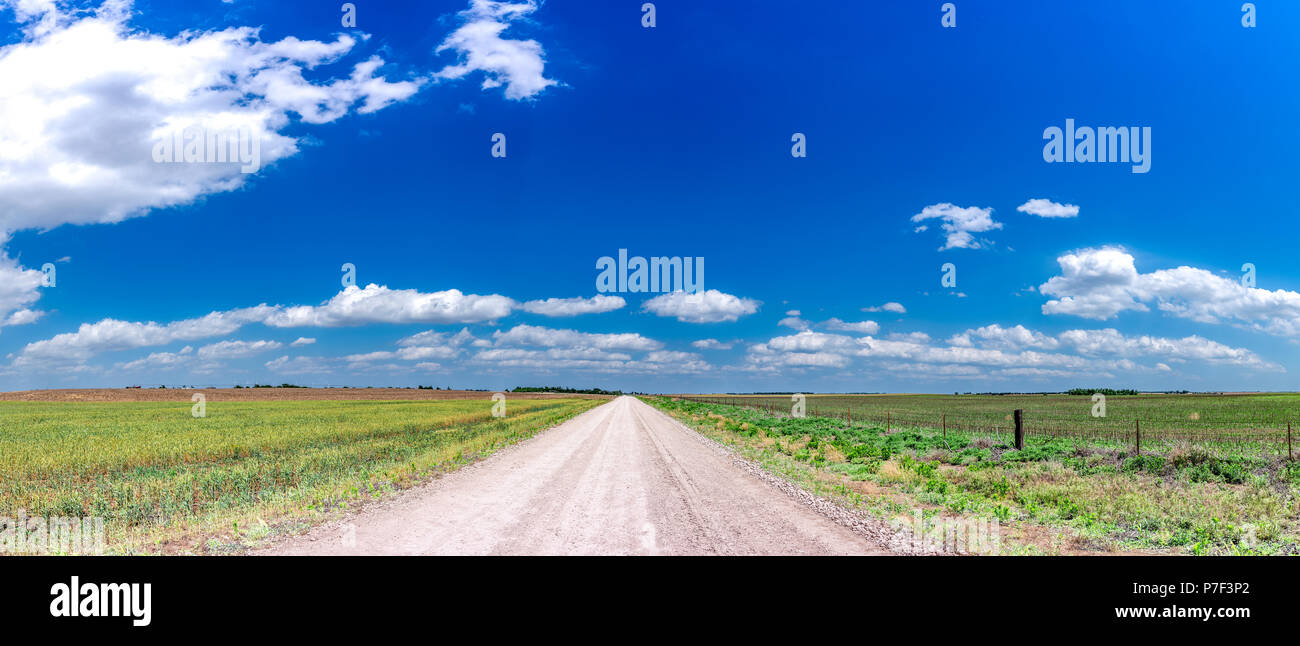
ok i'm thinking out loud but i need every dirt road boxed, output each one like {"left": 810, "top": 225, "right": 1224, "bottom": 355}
{"left": 258, "top": 396, "right": 887, "bottom": 555}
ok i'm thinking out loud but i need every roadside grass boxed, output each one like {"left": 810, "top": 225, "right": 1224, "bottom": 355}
{"left": 0, "top": 397, "right": 603, "bottom": 554}
{"left": 645, "top": 396, "right": 1300, "bottom": 555}
{"left": 686, "top": 392, "right": 1300, "bottom": 435}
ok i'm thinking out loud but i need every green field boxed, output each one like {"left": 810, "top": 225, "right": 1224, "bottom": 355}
{"left": 683, "top": 393, "right": 1300, "bottom": 454}
{"left": 0, "top": 397, "right": 603, "bottom": 554}
{"left": 649, "top": 395, "right": 1300, "bottom": 555}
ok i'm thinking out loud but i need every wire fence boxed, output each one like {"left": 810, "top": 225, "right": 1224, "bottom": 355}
{"left": 676, "top": 395, "right": 1297, "bottom": 459}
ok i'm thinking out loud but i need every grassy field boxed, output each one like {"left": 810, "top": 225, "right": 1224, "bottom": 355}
{"left": 0, "top": 396, "right": 604, "bottom": 554}
{"left": 681, "top": 393, "right": 1300, "bottom": 454}
{"left": 648, "top": 396, "right": 1300, "bottom": 555}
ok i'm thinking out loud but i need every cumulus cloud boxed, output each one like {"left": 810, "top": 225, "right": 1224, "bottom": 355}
{"left": 443, "top": 323, "right": 714, "bottom": 373}
{"left": 263, "top": 284, "right": 515, "bottom": 327}
{"left": 1017, "top": 198, "right": 1079, "bottom": 218}
{"left": 1039, "top": 247, "right": 1300, "bottom": 336}
{"left": 742, "top": 322, "right": 1273, "bottom": 376}
{"left": 823, "top": 318, "right": 880, "bottom": 335}
{"left": 948, "top": 324, "right": 1059, "bottom": 351}
{"left": 4, "top": 308, "right": 44, "bottom": 326}
{"left": 265, "top": 355, "right": 333, "bottom": 375}
{"left": 196, "top": 339, "right": 282, "bottom": 359}
{"left": 0, "top": 247, "right": 46, "bottom": 331}
{"left": 520, "top": 295, "right": 625, "bottom": 317}
{"left": 7, "top": 284, "right": 632, "bottom": 371}
{"left": 8, "top": 282, "right": 519, "bottom": 369}
{"left": 778, "top": 314, "right": 810, "bottom": 330}
{"left": 116, "top": 345, "right": 193, "bottom": 371}
{"left": 13, "top": 305, "right": 275, "bottom": 369}
{"left": 0, "top": 0, "right": 423, "bottom": 235}
{"left": 910, "top": 203, "right": 1001, "bottom": 250}
{"left": 390, "top": 327, "right": 478, "bottom": 361}
{"left": 1039, "top": 247, "right": 1146, "bottom": 319}
{"left": 642, "top": 289, "right": 760, "bottom": 323}
{"left": 433, "top": 0, "right": 558, "bottom": 100}
{"left": 691, "top": 338, "right": 733, "bottom": 350}
{"left": 862, "top": 302, "right": 906, "bottom": 314}
{"left": 490, "top": 324, "right": 660, "bottom": 352}
{"left": 1057, "top": 328, "right": 1270, "bottom": 366}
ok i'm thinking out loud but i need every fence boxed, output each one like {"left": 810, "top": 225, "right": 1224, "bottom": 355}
{"left": 676, "top": 396, "right": 1296, "bottom": 459}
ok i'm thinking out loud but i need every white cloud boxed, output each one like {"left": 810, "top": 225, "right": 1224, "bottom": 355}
{"left": 263, "top": 284, "right": 515, "bottom": 327}
{"left": 265, "top": 355, "right": 333, "bottom": 375}
{"left": 290, "top": 337, "right": 316, "bottom": 347}
{"left": 344, "top": 350, "right": 396, "bottom": 363}
{"left": 1040, "top": 247, "right": 1300, "bottom": 337}
{"left": 490, "top": 323, "right": 660, "bottom": 351}
{"left": 1017, "top": 198, "right": 1079, "bottom": 218}
{"left": 862, "top": 302, "right": 906, "bottom": 314}
{"left": 3, "top": 308, "right": 44, "bottom": 326}
{"left": 0, "top": 247, "right": 45, "bottom": 331}
{"left": 778, "top": 315, "right": 810, "bottom": 331}
{"left": 1039, "top": 247, "right": 1147, "bottom": 319}
{"left": 948, "top": 324, "right": 1060, "bottom": 350}
{"left": 745, "top": 332, "right": 854, "bottom": 370}
{"left": 642, "top": 289, "right": 760, "bottom": 323}
{"left": 398, "top": 327, "right": 477, "bottom": 348}
{"left": 116, "top": 345, "right": 193, "bottom": 371}
{"left": 823, "top": 318, "right": 880, "bottom": 335}
{"left": 691, "top": 338, "right": 732, "bottom": 350}
{"left": 0, "top": 0, "right": 423, "bottom": 235}
{"left": 887, "top": 332, "right": 931, "bottom": 344}
{"left": 520, "top": 295, "right": 625, "bottom": 317}
{"left": 196, "top": 339, "right": 281, "bottom": 360}
{"left": 391, "top": 328, "right": 478, "bottom": 361}
{"left": 634, "top": 350, "right": 711, "bottom": 373}
{"left": 742, "top": 323, "right": 1273, "bottom": 376}
{"left": 1057, "top": 328, "right": 1270, "bottom": 367}
{"left": 909, "top": 203, "right": 1001, "bottom": 250}
{"left": 13, "top": 305, "right": 275, "bottom": 369}
{"left": 9, "top": 284, "right": 512, "bottom": 371}
{"left": 433, "top": 0, "right": 558, "bottom": 100}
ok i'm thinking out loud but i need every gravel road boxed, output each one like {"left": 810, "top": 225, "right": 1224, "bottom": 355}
{"left": 257, "top": 396, "right": 889, "bottom": 555}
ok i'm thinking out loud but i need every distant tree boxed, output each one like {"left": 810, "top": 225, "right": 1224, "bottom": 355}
{"left": 1066, "top": 388, "right": 1138, "bottom": 396}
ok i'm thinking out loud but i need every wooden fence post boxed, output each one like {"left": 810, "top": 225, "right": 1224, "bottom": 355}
{"left": 1135, "top": 420, "right": 1141, "bottom": 456}
{"left": 1288, "top": 422, "right": 1293, "bottom": 461}
{"left": 886, "top": 411, "right": 891, "bottom": 433}
{"left": 847, "top": 407, "right": 852, "bottom": 425}
{"left": 1013, "top": 409, "right": 1023, "bottom": 450}
{"left": 942, "top": 413, "right": 947, "bottom": 440}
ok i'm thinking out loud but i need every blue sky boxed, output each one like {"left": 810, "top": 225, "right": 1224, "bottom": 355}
{"left": 1, "top": 0, "right": 1298, "bottom": 393}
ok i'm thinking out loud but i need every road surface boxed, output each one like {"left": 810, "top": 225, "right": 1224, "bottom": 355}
{"left": 258, "top": 396, "right": 887, "bottom": 555}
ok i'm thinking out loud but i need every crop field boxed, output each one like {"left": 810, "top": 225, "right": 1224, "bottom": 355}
{"left": 680, "top": 393, "right": 1300, "bottom": 455}
{"left": 0, "top": 395, "right": 604, "bottom": 553}
{"left": 650, "top": 396, "right": 1300, "bottom": 555}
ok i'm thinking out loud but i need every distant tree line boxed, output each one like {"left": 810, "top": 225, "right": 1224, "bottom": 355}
{"left": 1065, "top": 388, "right": 1139, "bottom": 396}
{"left": 512, "top": 386, "right": 623, "bottom": 395}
